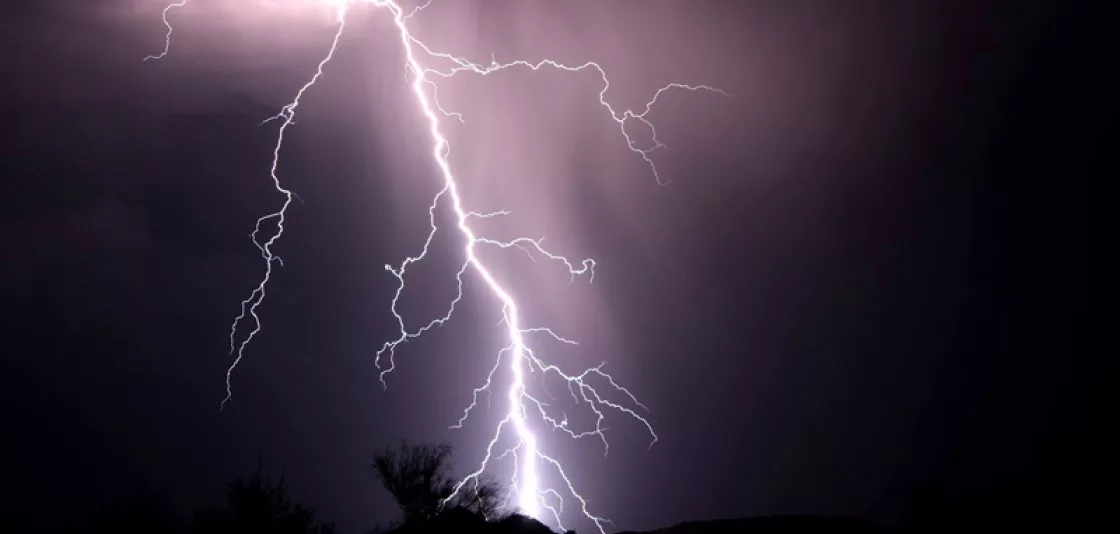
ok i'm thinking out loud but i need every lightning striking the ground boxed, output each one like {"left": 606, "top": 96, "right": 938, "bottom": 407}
{"left": 145, "top": 1, "right": 725, "bottom": 530}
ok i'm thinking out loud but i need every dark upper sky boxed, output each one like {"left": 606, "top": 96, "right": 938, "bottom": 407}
{"left": 2, "top": 1, "right": 1104, "bottom": 533}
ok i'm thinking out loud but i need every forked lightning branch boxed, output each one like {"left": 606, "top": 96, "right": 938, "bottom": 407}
{"left": 144, "top": 1, "right": 725, "bottom": 531}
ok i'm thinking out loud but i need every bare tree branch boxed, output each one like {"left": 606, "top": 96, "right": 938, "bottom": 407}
{"left": 371, "top": 442, "right": 506, "bottom": 524}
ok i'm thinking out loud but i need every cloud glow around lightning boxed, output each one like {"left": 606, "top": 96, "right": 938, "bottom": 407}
{"left": 145, "top": 0, "right": 726, "bottom": 530}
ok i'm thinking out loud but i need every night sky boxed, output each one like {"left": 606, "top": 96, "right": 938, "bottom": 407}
{"left": 2, "top": 1, "right": 1104, "bottom": 533}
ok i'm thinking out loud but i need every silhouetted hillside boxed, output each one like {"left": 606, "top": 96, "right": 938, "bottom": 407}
{"left": 383, "top": 509, "right": 556, "bottom": 534}
{"left": 388, "top": 514, "right": 885, "bottom": 534}
{"left": 57, "top": 442, "right": 893, "bottom": 534}
{"left": 620, "top": 517, "right": 885, "bottom": 534}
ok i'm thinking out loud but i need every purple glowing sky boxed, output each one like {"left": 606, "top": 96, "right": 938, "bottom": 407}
{"left": 7, "top": 2, "right": 1097, "bottom": 533}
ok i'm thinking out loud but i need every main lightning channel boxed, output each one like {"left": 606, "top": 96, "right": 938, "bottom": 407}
{"left": 147, "top": 0, "right": 726, "bottom": 530}
{"left": 377, "top": 0, "right": 552, "bottom": 519}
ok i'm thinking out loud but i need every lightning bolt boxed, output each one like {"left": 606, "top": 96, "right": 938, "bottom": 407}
{"left": 146, "top": 0, "right": 726, "bottom": 530}
{"left": 143, "top": 0, "right": 188, "bottom": 62}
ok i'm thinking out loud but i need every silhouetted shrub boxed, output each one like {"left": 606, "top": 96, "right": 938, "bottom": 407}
{"left": 192, "top": 467, "right": 334, "bottom": 534}
{"left": 371, "top": 441, "right": 505, "bottom": 525}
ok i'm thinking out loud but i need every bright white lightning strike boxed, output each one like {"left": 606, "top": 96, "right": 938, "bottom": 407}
{"left": 146, "top": 0, "right": 726, "bottom": 530}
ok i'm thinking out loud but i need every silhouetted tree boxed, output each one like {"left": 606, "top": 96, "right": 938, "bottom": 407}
{"left": 460, "top": 473, "right": 504, "bottom": 520}
{"left": 371, "top": 441, "right": 505, "bottom": 524}
{"left": 193, "top": 466, "right": 334, "bottom": 534}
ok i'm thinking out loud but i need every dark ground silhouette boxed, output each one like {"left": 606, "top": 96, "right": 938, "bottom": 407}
{"left": 620, "top": 517, "right": 884, "bottom": 534}
{"left": 60, "top": 443, "right": 909, "bottom": 534}
{"left": 65, "top": 466, "right": 335, "bottom": 534}
{"left": 63, "top": 440, "right": 1101, "bottom": 534}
